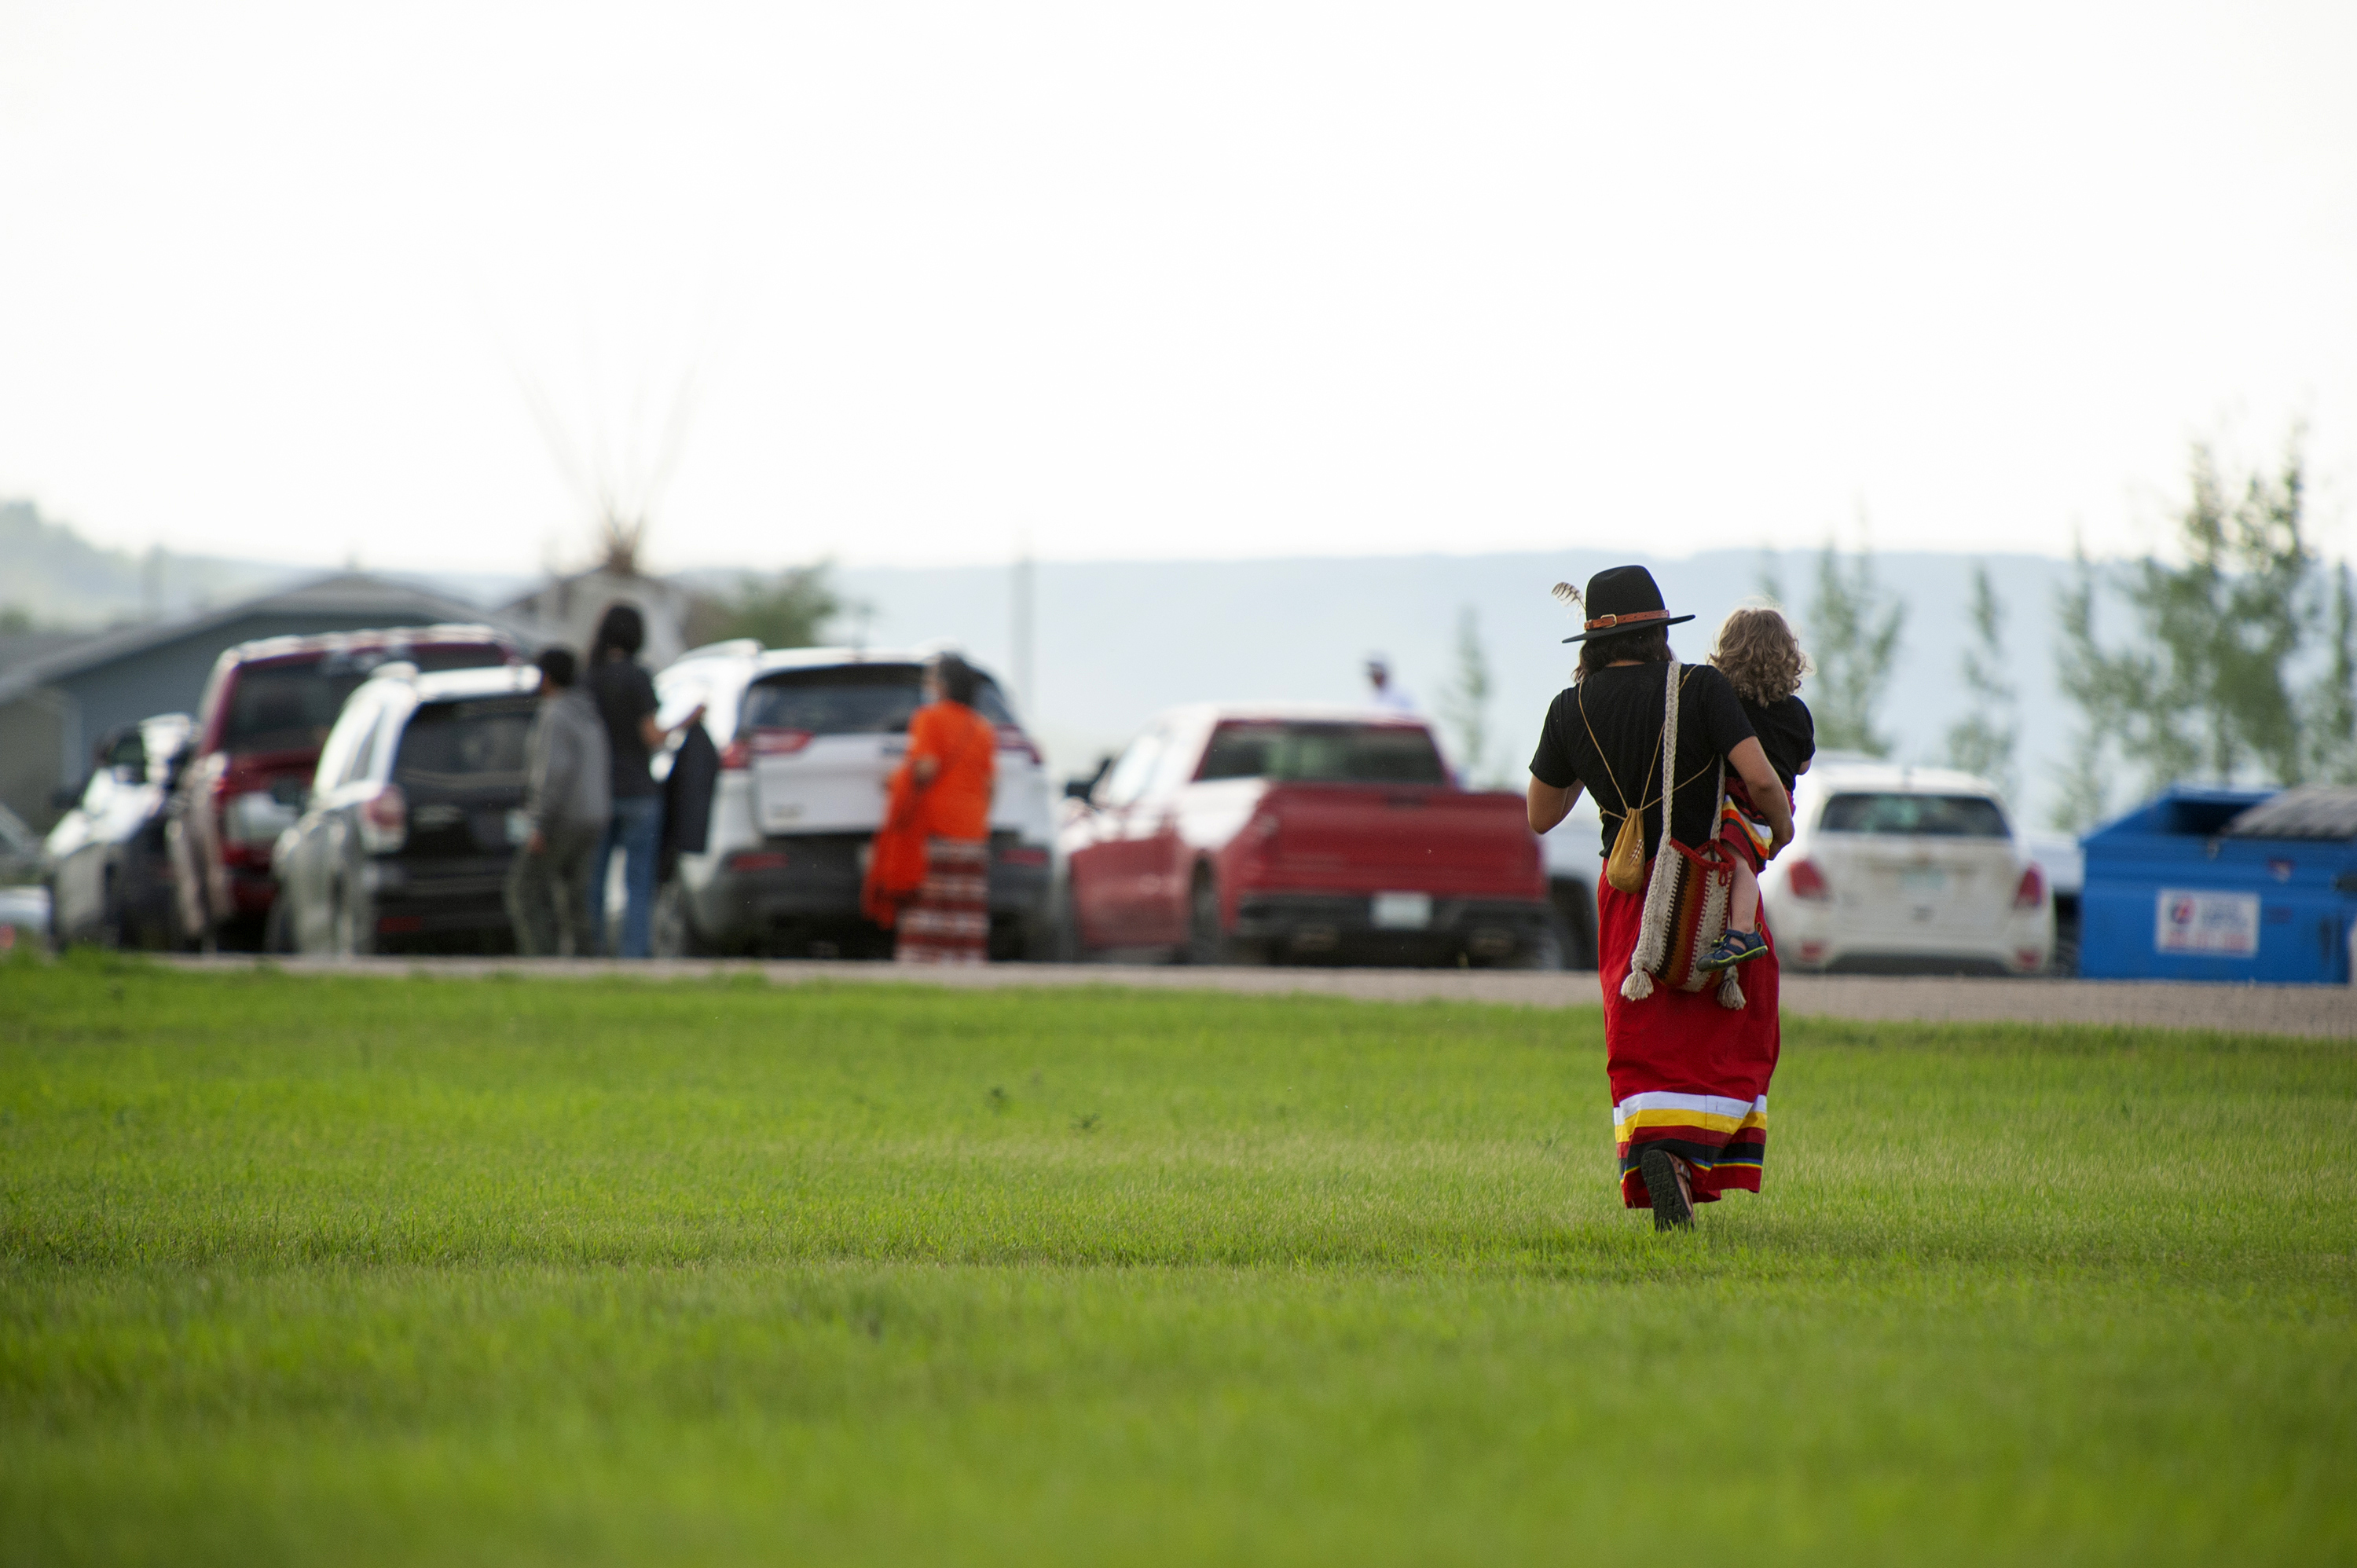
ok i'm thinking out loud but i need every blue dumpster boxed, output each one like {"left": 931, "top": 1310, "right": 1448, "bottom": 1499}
{"left": 2079, "top": 785, "right": 2357, "bottom": 984}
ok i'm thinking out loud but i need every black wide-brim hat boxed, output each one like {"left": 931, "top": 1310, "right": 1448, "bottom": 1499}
{"left": 1560, "top": 564, "right": 1696, "bottom": 643}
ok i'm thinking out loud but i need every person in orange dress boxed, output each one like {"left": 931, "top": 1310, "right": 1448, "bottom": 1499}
{"left": 863, "top": 654, "right": 999, "bottom": 963}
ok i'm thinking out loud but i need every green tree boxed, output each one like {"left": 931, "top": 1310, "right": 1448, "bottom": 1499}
{"left": 1945, "top": 565, "right": 2018, "bottom": 800}
{"left": 1765, "top": 544, "right": 1904, "bottom": 757}
{"left": 2052, "top": 439, "right": 2326, "bottom": 828}
{"left": 1438, "top": 606, "right": 1494, "bottom": 785}
{"left": 684, "top": 564, "right": 845, "bottom": 650}
{"left": 2309, "top": 562, "right": 2357, "bottom": 785}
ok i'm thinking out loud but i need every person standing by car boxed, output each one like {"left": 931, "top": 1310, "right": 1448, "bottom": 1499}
{"left": 506, "top": 648, "right": 610, "bottom": 958}
{"left": 1365, "top": 655, "right": 1417, "bottom": 713}
{"left": 583, "top": 605, "right": 699, "bottom": 958}
{"left": 1523, "top": 566, "right": 1794, "bottom": 1232}
{"left": 863, "top": 654, "right": 997, "bottom": 964}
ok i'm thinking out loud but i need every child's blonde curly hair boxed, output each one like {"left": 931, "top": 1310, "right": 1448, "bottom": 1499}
{"left": 1711, "top": 606, "right": 1810, "bottom": 705}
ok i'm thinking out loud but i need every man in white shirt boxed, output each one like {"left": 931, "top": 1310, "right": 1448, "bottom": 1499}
{"left": 1365, "top": 655, "right": 1416, "bottom": 713}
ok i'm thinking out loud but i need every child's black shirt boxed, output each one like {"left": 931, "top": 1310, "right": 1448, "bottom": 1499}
{"left": 1742, "top": 694, "right": 1815, "bottom": 793}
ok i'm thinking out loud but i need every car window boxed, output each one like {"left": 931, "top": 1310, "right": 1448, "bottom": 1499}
{"left": 1145, "top": 730, "right": 1201, "bottom": 797}
{"left": 1819, "top": 792, "right": 2011, "bottom": 837}
{"left": 1195, "top": 722, "right": 1449, "bottom": 786}
{"left": 347, "top": 711, "right": 383, "bottom": 785}
{"left": 313, "top": 698, "right": 372, "bottom": 793}
{"left": 393, "top": 697, "right": 537, "bottom": 787}
{"left": 1096, "top": 731, "right": 1166, "bottom": 808}
{"left": 740, "top": 665, "right": 1017, "bottom": 735}
{"left": 99, "top": 728, "right": 146, "bottom": 776}
{"left": 224, "top": 644, "right": 507, "bottom": 755}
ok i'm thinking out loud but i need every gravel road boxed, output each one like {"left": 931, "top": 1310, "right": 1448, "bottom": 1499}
{"left": 148, "top": 956, "right": 2354, "bottom": 1040}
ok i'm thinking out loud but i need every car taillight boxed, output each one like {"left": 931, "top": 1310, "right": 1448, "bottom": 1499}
{"left": 1784, "top": 857, "right": 1831, "bottom": 901}
{"left": 996, "top": 727, "right": 1042, "bottom": 764}
{"left": 723, "top": 729, "right": 812, "bottom": 768}
{"left": 2014, "top": 864, "right": 2047, "bottom": 910}
{"left": 358, "top": 783, "right": 407, "bottom": 854}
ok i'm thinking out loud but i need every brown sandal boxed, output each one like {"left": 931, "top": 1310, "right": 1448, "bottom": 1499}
{"left": 1640, "top": 1146, "right": 1694, "bottom": 1231}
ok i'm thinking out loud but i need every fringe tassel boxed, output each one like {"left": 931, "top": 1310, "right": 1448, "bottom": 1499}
{"left": 1621, "top": 969, "right": 1655, "bottom": 1001}
{"left": 1717, "top": 968, "right": 1745, "bottom": 1009}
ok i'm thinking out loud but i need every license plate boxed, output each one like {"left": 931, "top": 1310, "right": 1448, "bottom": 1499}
{"left": 504, "top": 810, "right": 531, "bottom": 846}
{"left": 1372, "top": 892, "right": 1432, "bottom": 930}
{"left": 1899, "top": 866, "right": 1947, "bottom": 895}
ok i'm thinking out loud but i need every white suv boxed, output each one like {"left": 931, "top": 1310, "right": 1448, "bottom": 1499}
{"left": 1759, "top": 759, "right": 2054, "bottom": 976}
{"left": 651, "top": 643, "right": 1055, "bottom": 958}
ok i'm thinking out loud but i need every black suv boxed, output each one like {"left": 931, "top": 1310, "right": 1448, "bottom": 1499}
{"left": 273, "top": 664, "right": 541, "bottom": 954}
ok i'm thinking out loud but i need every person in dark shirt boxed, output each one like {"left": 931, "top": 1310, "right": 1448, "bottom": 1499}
{"left": 1701, "top": 606, "right": 1816, "bottom": 971}
{"left": 583, "top": 603, "right": 700, "bottom": 958}
{"left": 1526, "top": 565, "right": 1794, "bottom": 1231}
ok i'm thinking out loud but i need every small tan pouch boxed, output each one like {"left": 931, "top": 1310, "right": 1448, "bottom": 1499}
{"left": 1605, "top": 806, "right": 1648, "bottom": 894}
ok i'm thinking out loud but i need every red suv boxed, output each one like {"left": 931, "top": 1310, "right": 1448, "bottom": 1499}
{"left": 167, "top": 626, "right": 521, "bottom": 948}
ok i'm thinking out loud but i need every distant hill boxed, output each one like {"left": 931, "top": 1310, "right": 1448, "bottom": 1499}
{"left": 0, "top": 500, "right": 299, "bottom": 628}
{"left": 0, "top": 504, "right": 2112, "bottom": 827}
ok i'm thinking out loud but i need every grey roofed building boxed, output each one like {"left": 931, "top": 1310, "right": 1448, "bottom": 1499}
{"left": 0, "top": 571, "right": 549, "bottom": 833}
{"left": 498, "top": 566, "right": 696, "bottom": 674}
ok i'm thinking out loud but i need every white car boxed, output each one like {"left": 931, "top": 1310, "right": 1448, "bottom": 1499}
{"left": 1759, "top": 760, "right": 2054, "bottom": 976}
{"left": 651, "top": 643, "right": 1055, "bottom": 958}
{"left": 42, "top": 713, "right": 193, "bottom": 949}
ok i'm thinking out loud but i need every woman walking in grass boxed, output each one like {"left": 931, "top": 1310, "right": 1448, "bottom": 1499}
{"left": 1523, "top": 566, "right": 1795, "bottom": 1229}
{"left": 863, "top": 654, "right": 999, "bottom": 965}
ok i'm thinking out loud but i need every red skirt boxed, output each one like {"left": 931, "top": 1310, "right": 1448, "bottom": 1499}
{"left": 893, "top": 836, "right": 990, "bottom": 965}
{"left": 1596, "top": 870, "right": 1780, "bottom": 1208}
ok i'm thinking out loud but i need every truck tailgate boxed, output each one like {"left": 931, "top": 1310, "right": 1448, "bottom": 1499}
{"left": 1248, "top": 784, "right": 1543, "bottom": 899}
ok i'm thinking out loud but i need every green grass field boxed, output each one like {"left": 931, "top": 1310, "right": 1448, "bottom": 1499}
{"left": 2, "top": 955, "right": 2352, "bottom": 1566}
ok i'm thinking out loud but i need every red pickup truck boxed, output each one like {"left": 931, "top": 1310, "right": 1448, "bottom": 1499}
{"left": 1056, "top": 705, "right": 1558, "bottom": 965}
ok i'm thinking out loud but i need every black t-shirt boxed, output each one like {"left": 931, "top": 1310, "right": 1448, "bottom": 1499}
{"left": 1743, "top": 694, "right": 1814, "bottom": 793}
{"left": 588, "top": 658, "right": 660, "bottom": 799}
{"left": 1530, "top": 662, "right": 1757, "bottom": 860}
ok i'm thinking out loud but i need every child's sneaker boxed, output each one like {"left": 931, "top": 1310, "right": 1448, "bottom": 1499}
{"left": 1701, "top": 929, "right": 1767, "bottom": 971}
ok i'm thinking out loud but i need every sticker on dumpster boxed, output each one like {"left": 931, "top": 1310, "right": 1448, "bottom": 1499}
{"left": 2154, "top": 889, "right": 2260, "bottom": 956}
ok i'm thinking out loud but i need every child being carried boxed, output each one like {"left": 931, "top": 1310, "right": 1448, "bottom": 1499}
{"left": 1702, "top": 606, "right": 1816, "bottom": 972}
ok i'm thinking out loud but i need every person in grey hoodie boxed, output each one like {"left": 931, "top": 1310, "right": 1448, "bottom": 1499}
{"left": 504, "top": 647, "right": 612, "bottom": 957}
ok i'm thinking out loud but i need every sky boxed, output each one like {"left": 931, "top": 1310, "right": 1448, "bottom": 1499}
{"left": 3, "top": 1, "right": 2355, "bottom": 577}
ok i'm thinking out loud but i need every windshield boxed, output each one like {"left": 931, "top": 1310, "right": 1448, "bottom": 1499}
{"left": 1820, "top": 792, "right": 2011, "bottom": 837}
{"left": 741, "top": 665, "right": 1016, "bottom": 735}
{"left": 1197, "top": 722, "right": 1448, "bottom": 786}
{"left": 223, "top": 646, "right": 508, "bottom": 754}
{"left": 391, "top": 697, "right": 537, "bottom": 788}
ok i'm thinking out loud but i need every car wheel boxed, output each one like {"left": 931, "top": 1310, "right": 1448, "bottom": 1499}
{"left": 330, "top": 885, "right": 373, "bottom": 958}
{"left": 1186, "top": 866, "right": 1259, "bottom": 965}
{"left": 651, "top": 880, "right": 711, "bottom": 958}
{"left": 1041, "top": 878, "right": 1082, "bottom": 963}
{"left": 262, "top": 895, "right": 295, "bottom": 955}
{"left": 1547, "top": 876, "right": 1599, "bottom": 970}
{"left": 97, "top": 867, "right": 125, "bottom": 951}
{"left": 1503, "top": 921, "right": 1568, "bottom": 971}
